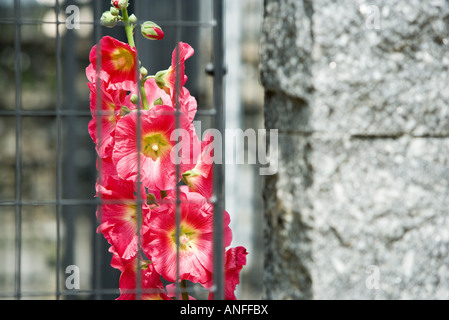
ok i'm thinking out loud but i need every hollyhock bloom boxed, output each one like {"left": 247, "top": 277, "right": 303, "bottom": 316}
{"left": 124, "top": 77, "right": 173, "bottom": 113}
{"left": 144, "top": 78, "right": 172, "bottom": 108}
{"left": 87, "top": 81, "right": 132, "bottom": 158}
{"left": 86, "top": 62, "right": 136, "bottom": 93}
{"left": 86, "top": 61, "right": 108, "bottom": 85}
{"left": 96, "top": 156, "right": 119, "bottom": 187}
{"left": 107, "top": 198, "right": 170, "bottom": 272}
{"left": 178, "top": 87, "right": 197, "bottom": 122}
{"left": 143, "top": 186, "right": 232, "bottom": 285}
{"left": 146, "top": 80, "right": 197, "bottom": 122}
{"left": 182, "top": 132, "right": 214, "bottom": 199}
{"left": 96, "top": 176, "right": 150, "bottom": 269}
{"left": 208, "top": 246, "right": 248, "bottom": 300}
{"left": 129, "top": 77, "right": 172, "bottom": 110}
{"left": 88, "top": 85, "right": 116, "bottom": 158}
{"left": 117, "top": 259, "right": 171, "bottom": 300}
{"left": 155, "top": 42, "right": 194, "bottom": 97}
{"left": 112, "top": 105, "right": 199, "bottom": 191}
{"left": 154, "top": 43, "right": 197, "bottom": 121}
{"left": 89, "top": 36, "right": 138, "bottom": 89}
{"left": 107, "top": 243, "right": 128, "bottom": 271}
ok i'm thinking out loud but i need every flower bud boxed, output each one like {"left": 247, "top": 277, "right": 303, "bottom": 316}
{"left": 182, "top": 170, "right": 200, "bottom": 188}
{"left": 153, "top": 97, "right": 163, "bottom": 106}
{"left": 128, "top": 14, "right": 137, "bottom": 24}
{"left": 147, "top": 193, "right": 157, "bottom": 205}
{"left": 140, "top": 66, "right": 148, "bottom": 77}
{"left": 109, "top": 7, "right": 120, "bottom": 16}
{"left": 111, "top": 0, "right": 128, "bottom": 10}
{"left": 141, "top": 21, "right": 164, "bottom": 40}
{"left": 130, "top": 94, "right": 139, "bottom": 105}
{"left": 155, "top": 69, "right": 170, "bottom": 90}
{"left": 100, "top": 11, "right": 117, "bottom": 28}
{"left": 120, "top": 105, "right": 132, "bottom": 117}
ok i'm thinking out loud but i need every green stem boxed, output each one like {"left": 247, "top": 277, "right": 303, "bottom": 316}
{"left": 180, "top": 280, "right": 189, "bottom": 300}
{"left": 140, "top": 79, "right": 150, "bottom": 110}
{"left": 121, "top": 8, "right": 150, "bottom": 110}
{"left": 121, "top": 8, "right": 135, "bottom": 48}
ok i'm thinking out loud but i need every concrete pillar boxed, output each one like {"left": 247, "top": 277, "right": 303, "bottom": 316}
{"left": 260, "top": 0, "right": 449, "bottom": 299}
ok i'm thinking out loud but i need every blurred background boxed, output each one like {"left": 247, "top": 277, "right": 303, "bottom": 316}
{"left": 0, "top": 0, "right": 264, "bottom": 299}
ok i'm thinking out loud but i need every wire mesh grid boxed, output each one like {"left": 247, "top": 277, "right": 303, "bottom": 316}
{"left": 0, "top": 0, "right": 226, "bottom": 300}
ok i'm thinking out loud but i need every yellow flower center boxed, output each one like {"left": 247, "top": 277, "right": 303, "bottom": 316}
{"left": 125, "top": 204, "right": 137, "bottom": 223}
{"left": 170, "top": 224, "right": 197, "bottom": 252}
{"left": 107, "top": 102, "right": 116, "bottom": 123}
{"left": 111, "top": 48, "right": 134, "bottom": 71}
{"left": 141, "top": 132, "right": 171, "bottom": 161}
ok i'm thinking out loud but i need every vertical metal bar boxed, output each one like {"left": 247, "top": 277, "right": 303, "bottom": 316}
{"left": 133, "top": 0, "right": 142, "bottom": 300}
{"left": 62, "top": 0, "right": 78, "bottom": 300}
{"left": 93, "top": 0, "right": 103, "bottom": 300}
{"left": 135, "top": 48, "right": 143, "bottom": 303}
{"left": 13, "top": 0, "right": 22, "bottom": 301}
{"left": 212, "top": 0, "right": 225, "bottom": 300}
{"left": 175, "top": 0, "right": 182, "bottom": 300}
{"left": 55, "top": 0, "right": 63, "bottom": 300}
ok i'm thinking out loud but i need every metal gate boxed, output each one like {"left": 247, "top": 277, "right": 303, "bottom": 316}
{"left": 0, "top": 0, "right": 226, "bottom": 300}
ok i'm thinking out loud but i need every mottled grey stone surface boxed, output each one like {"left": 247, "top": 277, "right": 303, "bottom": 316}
{"left": 260, "top": 0, "right": 449, "bottom": 299}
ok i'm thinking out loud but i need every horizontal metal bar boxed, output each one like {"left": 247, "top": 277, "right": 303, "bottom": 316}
{"left": 0, "top": 18, "right": 217, "bottom": 28}
{"left": 0, "top": 199, "right": 100, "bottom": 207}
{"left": 0, "top": 288, "right": 120, "bottom": 299}
{"left": 0, "top": 196, "right": 218, "bottom": 207}
{"left": 0, "top": 110, "right": 91, "bottom": 117}
{"left": 197, "top": 109, "right": 217, "bottom": 116}
{"left": 0, "top": 109, "right": 217, "bottom": 117}
{"left": 0, "top": 284, "right": 209, "bottom": 299}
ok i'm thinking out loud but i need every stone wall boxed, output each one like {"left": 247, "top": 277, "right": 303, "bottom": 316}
{"left": 260, "top": 0, "right": 449, "bottom": 299}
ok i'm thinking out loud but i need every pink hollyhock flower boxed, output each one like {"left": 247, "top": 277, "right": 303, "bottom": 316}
{"left": 155, "top": 42, "right": 194, "bottom": 97}
{"left": 89, "top": 36, "right": 138, "bottom": 89}
{"left": 182, "top": 132, "right": 214, "bottom": 199}
{"left": 128, "top": 75, "right": 196, "bottom": 121}
{"left": 88, "top": 83, "right": 116, "bottom": 158}
{"left": 87, "top": 81, "right": 131, "bottom": 158}
{"left": 112, "top": 105, "right": 199, "bottom": 191}
{"left": 86, "top": 61, "right": 137, "bottom": 93}
{"left": 154, "top": 42, "right": 197, "bottom": 121}
{"left": 96, "top": 156, "right": 119, "bottom": 187}
{"left": 178, "top": 87, "right": 197, "bottom": 122}
{"left": 128, "top": 77, "right": 172, "bottom": 110}
{"left": 96, "top": 176, "right": 150, "bottom": 268}
{"left": 117, "top": 259, "right": 171, "bottom": 300}
{"left": 106, "top": 200, "right": 170, "bottom": 272}
{"left": 208, "top": 246, "right": 248, "bottom": 300}
{"left": 86, "top": 63, "right": 110, "bottom": 86}
{"left": 143, "top": 186, "right": 232, "bottom": 285}
{"left": 107, "top": 243, "right": 127, "bottom": 271}
{"left": 150, "top": 80, "right": 197, "bottom": 122}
